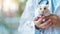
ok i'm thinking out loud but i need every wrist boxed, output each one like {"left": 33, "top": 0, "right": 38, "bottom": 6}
{"left": 35, "top": 25, "right": 40, "bottom": 30}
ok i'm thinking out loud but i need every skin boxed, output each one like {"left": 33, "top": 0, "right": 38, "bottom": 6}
{"left": 46, "top": 14, "right": 60, "bottom": 28}
{"left": 34, "top": 14, "right": 60, "bottom": 29}
{"left": 34, "top": 16, "right": 52, "bottom": 29}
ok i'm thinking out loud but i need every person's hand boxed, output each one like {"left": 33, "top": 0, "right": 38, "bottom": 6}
{"left": 47, "top": 14, "right": 60, "bottom": 28}
{"left": 34, "top": 16, "right": 52, "bottom": 29}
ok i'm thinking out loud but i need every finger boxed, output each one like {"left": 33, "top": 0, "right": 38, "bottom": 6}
{"left": 39, "top": 19, "right": 51, "bottom": 28}
{"left": 37, "top": 16, "right": 45, "bottom": 24}
{"left": 43, "top": 22, "right": 53, "bottom": 28}
{"left": 34, "top": 16, "right": 41, "bottom": 25}
{"left": 34, "top": 16, "right": 44, "bottom": 24}
{"left": 34, "top": 16, "right": 45, "bottom": 27}
{"left": 34, "top": 16, "right": 41, "bottom": 21}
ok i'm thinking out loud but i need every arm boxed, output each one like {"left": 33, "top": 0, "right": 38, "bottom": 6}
{"left": 53, "top": 3, "right": 60, "bottom": 28}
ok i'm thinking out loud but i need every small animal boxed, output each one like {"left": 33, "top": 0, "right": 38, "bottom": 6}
{"left": 35, "top": 4, "right": 50, "bottom": 17}
{"left": 35, "top": 4, "right": 51, "bottom": 22}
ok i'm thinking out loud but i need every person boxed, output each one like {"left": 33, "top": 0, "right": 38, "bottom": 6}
{"left": 18, "top": 0, "right": 60, "bottom": 34}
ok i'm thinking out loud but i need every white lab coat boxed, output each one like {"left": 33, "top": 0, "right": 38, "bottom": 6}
{"left": 18, "top": 0, "right": 60, "bottom": 34}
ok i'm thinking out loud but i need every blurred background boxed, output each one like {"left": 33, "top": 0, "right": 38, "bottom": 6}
{"left": 0, "top": 0, "right": 27, "bottom": 34}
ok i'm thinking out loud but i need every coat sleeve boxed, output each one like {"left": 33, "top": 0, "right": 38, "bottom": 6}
{"left": 54, "top": 1, "right": 60, "bottom": 17}
{"left": 18, "top": 0, "right": 37, "bottom": 34}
